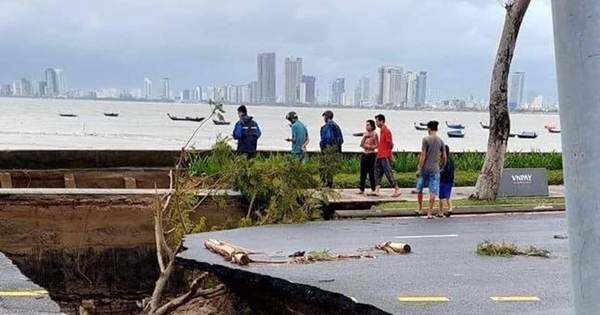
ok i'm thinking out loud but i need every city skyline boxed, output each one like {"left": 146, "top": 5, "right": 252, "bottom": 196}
{"left": 0, "top": 0, "right": 556, "bottom": 103}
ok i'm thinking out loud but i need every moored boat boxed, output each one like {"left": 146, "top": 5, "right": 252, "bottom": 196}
{"left": 446, "top": 121, "right": 465, "bottom": 129}
{"left": 480, "top": 122, "right": 490, "bottom": 129}
{"left": 167, "top": 114, "right": 205, "bottom": 122}
{"left": 104, "top": 113, "right": 119, "bottom": 117}
{"left": 516, "top": 131, "right": 538, "bottom": 139}
{"left": 59, "top": 113, "right": 77, "bottom": 117}
{"left": 547, "top": 127, "right": 561, "bottom": 134}
{"left": 213, "top": 119, "right": 231, "bottom": 125}
{"left": 447, "top": 130, "right": 465, "bottom": 138}
{"left": 414, "top": 123, "right": 428, "bottom": 131}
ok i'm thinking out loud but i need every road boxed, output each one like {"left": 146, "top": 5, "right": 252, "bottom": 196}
{"left": 0, "top": 253, "right": 62, "bottom": 315}
{"left": 181, "top": 212, "right": 572, "bottom": 315}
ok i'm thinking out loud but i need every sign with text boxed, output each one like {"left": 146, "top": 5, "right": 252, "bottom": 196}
{"left": 498, "top": 168, "right": 549, "bottom": 197}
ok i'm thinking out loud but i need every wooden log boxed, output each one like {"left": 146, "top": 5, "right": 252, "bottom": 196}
{"left": 0, "top": 172, "right": 12, "bottom": 188}
{"left": 204, "top": 239, "right": 251, "bottom": 265}
{"left": 376, "top": 241, "right": 411, "bottom": 254}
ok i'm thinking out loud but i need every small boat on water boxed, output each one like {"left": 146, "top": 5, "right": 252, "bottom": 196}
{"left": 516, "top": 131, "right": 538, "bottom": 139}
{"left": 213, "top": 119, "right": 231, "bottom": 125}
{"left": 545, "top": 125, "right": 561, "bottom": 133}
{"left": 419, "top": 122, "right": 428, "bottom": 127}
{"left": 414, "top": 123, "right": 428, "bottom": 131}
{"left": 352, "top": 132, "right": 364, "bottom": 137}
{"left": 447, "top": 130, "right": 465, "bottom": 138}
{"left": 59, "top": 113, "right": 77, "bottom": 117}
{"left": 104, "top": 112, "right": 119, "bottom": 117}
{"left": 167, "top": 113, "right": 205, "bottom": 122}
{"left": 446, "top": 121, "right": 465, "bottom": 129}
{"left": 480, "top": 122, "right": 490, "bottom": 129}
{"left": 212, "top": 112, "right": 231, "bottom": 125}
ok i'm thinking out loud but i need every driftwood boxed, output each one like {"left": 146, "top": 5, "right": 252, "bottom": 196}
{"left": 376, "top": 242, "right": 411, "bottom": 254}
{"left": 204, "top": 239, "right": 253, "bottom": 265}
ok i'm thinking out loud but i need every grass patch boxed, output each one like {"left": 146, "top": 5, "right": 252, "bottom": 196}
{"left": 379, "top": 197, "right": 565, "bottom": 210}
{"left": 476, "top": 241, "right": 551, "bottom": 258}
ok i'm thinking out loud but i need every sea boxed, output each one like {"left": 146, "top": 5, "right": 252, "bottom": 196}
{"left": 0, "top": 97, "right": 562, "bottom": 152}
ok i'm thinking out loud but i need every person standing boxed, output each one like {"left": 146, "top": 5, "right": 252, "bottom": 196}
{"left": 416, "top": 120, "right": 447, "bottom": 219}
{"left": 373, "top": 114, "right": 401, "bottom": 197}
{"left": 285, "top": 111, "right": 309, "bottom": 162}
{"left": 232, "top": 105, "right": 261, "bottom": 158}
{"left": 438, "top": 145, "right": 454, "bottom": 217}
{"left": 319, "top": 110, "right": 344, "bottom": 187}
{"left": 359, "top": 119, "right": 379, "bottom": 195}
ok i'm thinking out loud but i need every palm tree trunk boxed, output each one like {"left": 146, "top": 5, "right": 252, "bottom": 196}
{"left": 473, "top": 0, "right": 531, "bottom": 200}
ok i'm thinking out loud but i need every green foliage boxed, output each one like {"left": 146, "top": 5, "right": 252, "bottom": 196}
{"left": 392, "top": 152, "right": 420, "bottom": 173}
{"left": 504, "top": 151, "right": 562, "bottom": 170}
{"left": 187, "top": 137, "right": 235, "bottom": 177}
{"left": 307, "top": 250, "right": 337, "bottom": 261}
{"left": 476, "top": 241, "right": 551, "bottom": 258}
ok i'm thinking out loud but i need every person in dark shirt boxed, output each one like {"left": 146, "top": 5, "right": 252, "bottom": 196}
{"left": 438, "top": 145, "right": 454, "bottom": 217}
{"left": 232, "top": 105, "right": 261, "bottom": 158}
{"left": 319, "top": 110, "right": 343, "bottom": 187}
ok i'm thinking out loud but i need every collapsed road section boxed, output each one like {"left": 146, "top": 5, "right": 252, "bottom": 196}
{"left": 178, "top": 214, "right": 572, "bottom": 315}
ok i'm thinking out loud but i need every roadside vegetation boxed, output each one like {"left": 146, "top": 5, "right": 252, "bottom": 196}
{"left": 188, "top": 150, "right": 564, "bottom": 189}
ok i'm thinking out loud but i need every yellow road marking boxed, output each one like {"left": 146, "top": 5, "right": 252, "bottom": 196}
{"left": 491, "top": 296, "right": 540, "bottom": 302}
{"left": 0, "top": 290, "right": 48, "bottom": 297}
{"left": 398, "top": 296, "right": 450, "bottom": 303}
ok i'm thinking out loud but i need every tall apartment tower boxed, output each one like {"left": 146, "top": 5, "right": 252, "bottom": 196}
{"left": 377, "top": 66, "right": 403, "bottom": 106}
{"left": 257, "top": 52, "right": 277, "bottom": 103}
{"left": 45, "top": 68, "right": 65, "bottom": 96}
{"left": 161, "top": 78, "right": 171, "bottom": 100}
{"left": 416, "top": 71, "right": 427, "bottom": 107}
{"left": 301, "top": 75, "right": 316, "bottom": 104}
{"left": 508, "top": 72, "right": 525, "bottom": 110}
{"left": 330, "top": 78, "right": 345, "bottom": 105}
{"left": 144, "top": 78, "right": 152, "bottom": 99}
{"left": 284, "top": 57, "right": 303, "bottom": 105}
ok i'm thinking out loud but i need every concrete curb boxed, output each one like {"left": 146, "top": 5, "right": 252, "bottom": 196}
{"left": 335, "top": 204, "right": 566, "bottom": 218}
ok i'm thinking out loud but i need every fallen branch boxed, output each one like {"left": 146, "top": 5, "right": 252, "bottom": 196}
{"left": 152, "top": 273, "right": 226, "bottom": 315}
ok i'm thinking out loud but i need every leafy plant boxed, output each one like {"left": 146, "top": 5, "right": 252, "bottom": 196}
{"left": 476, "top": 241, "right": 551, "bottom": 258}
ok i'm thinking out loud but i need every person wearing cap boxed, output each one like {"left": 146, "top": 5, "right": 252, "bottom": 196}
{"left": 319, "top": 110, "right": 344, "bottom": 187}
{"left": 232, "top": 105, "right": 261, "bottom": 158}
{"left": 285, "top": 111, "right": 309, "bottom": 162}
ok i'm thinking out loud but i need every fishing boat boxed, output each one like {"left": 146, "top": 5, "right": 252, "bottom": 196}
{"left": 213, "top": 119, "right": 231, "bottom": 125}
{"left": 212, "top": 112, "right": 231, "bottom": 125}
{"left": 59, "top": 113, "right": 77, "bottom": 117}
{"left": 545, "top": 125, "right": 561, "bottom": 133}
{"left": 414, "top": 123, "right": 428, "bottom": 131}
{"left": 104, "top": 113, "right": 119, "bottom": 117}
{"left": 352, "top": 132, "right": 364, "bottom": 137}
{"left": 167, "top": 113, "right": 205, "bottom": 122}
{"left": 446, "top": 121, "right": 465, "bottom": 129}
{"left": 447, "top": 130, "right": 465, "bottom": 138}
{"left": 516, "top": 131, "right": 538, "bottom": 139}
{"left": 509, "top": 133, "right": 516, "bottom": 138}
{"left": 480, "top": 122, "right": 490, "bottom": 129}
{"left": 419, "top": 122, "right": 428, "bottom": 127}
{"left": 547, "top": 127, "right": 561, "bottom": 134}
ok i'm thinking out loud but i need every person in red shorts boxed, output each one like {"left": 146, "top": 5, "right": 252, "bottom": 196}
{"left": 373, "top": 114, "right": 401, "bottom": 197}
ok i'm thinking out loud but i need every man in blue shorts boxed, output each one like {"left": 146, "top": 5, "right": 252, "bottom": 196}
{"left": 416, "top": 121, "right": 447, "bottom": 219}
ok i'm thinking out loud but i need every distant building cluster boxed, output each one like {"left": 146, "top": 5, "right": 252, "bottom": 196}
{"left": 0, "top": 68, "right": 66, "bottom": 98}
{"left": 0, "top": 57, "right": 557, "bottom": 113}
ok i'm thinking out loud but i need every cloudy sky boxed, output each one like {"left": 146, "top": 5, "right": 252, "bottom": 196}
{"left": 0, "top": 0, "right": 556, "bottom": 102}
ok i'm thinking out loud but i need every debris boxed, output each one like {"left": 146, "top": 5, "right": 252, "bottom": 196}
{"left": 376, "top": 242, "right": 411, "bottom": 254}
{"left": 204, "top": 239, "right": 252, "bottom": 265}
{"left": 476, "top": 241, "right": 551, "bottom": 258}
{"left": 288, "top": 251, "right": 305, "bottom": 258}
{"left": 318, "top": 279, "right": 335, "bottom": 283}
{"left": 553, "top": 234, "right": 568, "bottom": 240}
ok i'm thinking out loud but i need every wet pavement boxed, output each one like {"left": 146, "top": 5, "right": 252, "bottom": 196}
{"left": 181, "top": 212, "right": 573, "bottom": 315}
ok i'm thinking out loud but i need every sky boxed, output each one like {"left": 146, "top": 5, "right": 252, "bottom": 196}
{"left": 0, "top": 0, "right": 556, "bottom": 103}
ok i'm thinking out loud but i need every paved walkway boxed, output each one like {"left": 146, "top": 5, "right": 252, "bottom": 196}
{"left": 0, "top": 253, "right": 62, "bottom": 314}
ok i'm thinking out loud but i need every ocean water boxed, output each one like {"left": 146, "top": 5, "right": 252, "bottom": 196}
{"left": 0, "top": 97, "right": 561, "bottom": 152}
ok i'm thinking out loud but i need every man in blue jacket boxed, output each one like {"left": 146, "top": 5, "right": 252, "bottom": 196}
{"left": 319, "top": 110, "right": 344, "bottom": 187}
{"left": 233, "top": 105, "right": 261, "bottom": 158}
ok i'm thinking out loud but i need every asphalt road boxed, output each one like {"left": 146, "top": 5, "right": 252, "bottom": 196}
{"left": 0, "top": 253, "right": 62, "bottom": 315}
{"left": 181, "top": 212, "right": 573, "bottom": 315}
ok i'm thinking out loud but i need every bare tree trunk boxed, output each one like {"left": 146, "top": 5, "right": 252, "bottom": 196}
{"left": 473, "top": 0, "right": 531, "bottom": 200}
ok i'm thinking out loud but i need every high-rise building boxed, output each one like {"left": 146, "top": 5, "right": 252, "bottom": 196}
{"left": 38, "top": 81, "right": 47, "bottom": 97}
{"left": 355, "top": 77, "right": 370, "bottom": 106}
{"left": 248, "top": 81, "right": 258, "bottom": 104}
{"left": 161, "top": 78, "right": 171, "bottom": 100}
{"left": 301, "top": 75, "right": 316, "bottom": 104}
{"left": 508, "top": 72, "right": 525, "bottom": 111}
{"left": 193, "top": 86, "right": 202, "bottom": 102}
{"left": 285, "top": 57, "right": 303, "bottom": 104}
{"left": 377, "top": 66, "right": 403, "bottom": 106}
{"left": 144, "top": 78, "right": 152, "bottom": 99}
{"left": 181, "top": 89, "right": 191, "bottom": 101}
{"left": 45, "top": 68, "right": 65, "bottom": 96}
{"left": 257, "top": 52, "right": 276, "bottom": 103}
{"left": 416, "top": 72, "right": 427, "bottom": 107}
{"left": 19, "top": 78, "right": 32, "bottom": 97}
{"left": 405, "top": 72, "right": 418, "bottom": 109}
{"left": 330, "top": 78, "right": 345, "bottom": 105}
